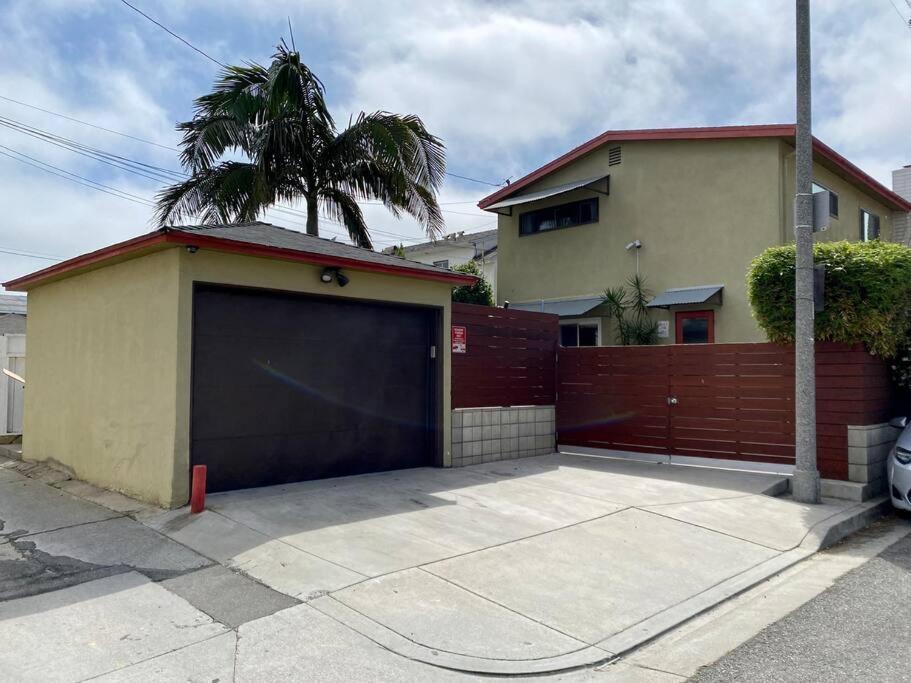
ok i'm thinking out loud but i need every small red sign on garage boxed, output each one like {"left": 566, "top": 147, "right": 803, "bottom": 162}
{"left": 451, "top": 325, "right": 467, "bottom": 354}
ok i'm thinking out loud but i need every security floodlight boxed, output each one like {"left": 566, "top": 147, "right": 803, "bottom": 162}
{"left": 625, "top": 240, "right": 642, "bottom": 250}
{"left": 336, "top": 271, "right": 349, "bottom": 287}
{"left": 320, "top": 268, "right": 335, "bottom": 283}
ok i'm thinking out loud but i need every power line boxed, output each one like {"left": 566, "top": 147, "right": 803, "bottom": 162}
{"left": 0, "top": 90, "right": 501, "bottom": 190}
{"left": 0, "top": 113, "right": 490, "bottom": 241}
{"left": 0, "top": 247, "right": 63, "bottom": 261}
{"left": 0, "top": 94, "right": 178, "bottom": 151}
{"left": 112, "top": 7, "right": 505, "bottom": 189}
{"left": 118, "top": 0, "right": 227, "bottom": 68}
{"left": 0, "top": 116, "right": 182, "bottom": 184}
{"left": 0, "top": 146, "right": 156, "bottom": 207}
{"left": 445, "top": 171, "right": 504, "bottom": 187}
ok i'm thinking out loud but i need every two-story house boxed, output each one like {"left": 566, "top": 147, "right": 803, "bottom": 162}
{"left": 383, "top": 229, "right": 498, "bottom": 298}
{"left": 479, "top": 125, "right": 911, "bottom": 346}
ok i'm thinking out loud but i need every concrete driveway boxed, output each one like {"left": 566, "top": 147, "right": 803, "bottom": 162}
{"left": 142, "top": 452, "right": 874, "bottom": 675}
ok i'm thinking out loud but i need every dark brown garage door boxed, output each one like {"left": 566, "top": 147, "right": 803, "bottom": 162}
{"left": 191, "top": 285, "right": 439, "bottom": 492}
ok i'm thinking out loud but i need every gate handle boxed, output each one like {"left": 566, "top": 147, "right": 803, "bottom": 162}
{"left": 667, "top": 396, "right": 679, "bottom": 405}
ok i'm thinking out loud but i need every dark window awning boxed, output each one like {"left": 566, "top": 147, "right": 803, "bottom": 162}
{"left": 483, "top": 175, "right": 609, "bottom": 215}
{"left": 647, "top": 285, "right": 724, "bottom": 309}
{"left": 510, "top": 296, "right": 603, "bottom": 317}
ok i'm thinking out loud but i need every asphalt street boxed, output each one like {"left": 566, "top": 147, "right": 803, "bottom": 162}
{"left": 691, "top": 513, "right": 911, "bottom": 682}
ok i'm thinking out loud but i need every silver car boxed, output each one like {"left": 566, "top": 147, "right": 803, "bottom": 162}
{"left": 888, "top": 416, "right": 911, "bottom": 511}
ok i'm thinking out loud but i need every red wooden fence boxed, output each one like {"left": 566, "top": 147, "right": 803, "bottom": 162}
{"left": 557, "top": 342, "right": 894, "bottom": 480}
{"left": 451, "top": 303, "right": 558, "bottom": 408}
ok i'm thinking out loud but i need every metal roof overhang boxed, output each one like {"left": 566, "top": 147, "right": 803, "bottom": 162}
{"left": 483, "top": 175, "right": 610, "bottom": 215}
{"left": 510, "top": 296, "right": 603, "bottom": 317}
{"left": 647, "top": 285, "right": 724, "bottom": 309}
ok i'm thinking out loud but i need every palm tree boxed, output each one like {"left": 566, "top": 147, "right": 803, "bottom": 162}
{"left": 155, "top": 42, "right": 446, "bottom": 249}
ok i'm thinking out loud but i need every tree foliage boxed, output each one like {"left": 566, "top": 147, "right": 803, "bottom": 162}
{"left": 451, "top": 260, "right": 494, "bottom": 306}
{"left": 155, "top": 42, "right": 446, "bottom": 249}
{"left": 602, "top": 274, "right": 659, "bottom": 345}
{"left": 747, "top": 240, "right": 911, "bottom": 358}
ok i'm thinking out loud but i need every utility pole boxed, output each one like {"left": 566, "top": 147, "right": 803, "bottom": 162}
{"left": 793, "top": 0, "right": 821, "bottom": 504}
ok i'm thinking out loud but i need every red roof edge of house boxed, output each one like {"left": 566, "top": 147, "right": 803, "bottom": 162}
{"left": 3, "top": 229, "right": 477, "bottom": 291}
{"left": 478, "top": 124, "right": 911, "bottom": 213}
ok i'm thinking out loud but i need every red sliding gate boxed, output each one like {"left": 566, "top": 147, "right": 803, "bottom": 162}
{"left": 557, "top": 342, "right": 893, "bottom": 479}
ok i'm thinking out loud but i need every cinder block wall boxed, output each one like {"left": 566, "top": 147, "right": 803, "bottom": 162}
{"left": 451, "top": 406, "right": 555, "bottom": 467}
{"left": 847, "top": 423, "right": 900, "bottom": 496}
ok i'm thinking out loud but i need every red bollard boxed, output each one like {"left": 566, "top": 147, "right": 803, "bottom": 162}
{"left": 190, "top": 465, "right": 207, "bottom": 514}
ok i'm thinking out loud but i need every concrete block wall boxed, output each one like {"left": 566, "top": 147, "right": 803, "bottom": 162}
{"left": 451, "top": 406, "right": 555, "bottom": 467}
{"left": 846, "top": 423, "right": 900, "bottom": 496}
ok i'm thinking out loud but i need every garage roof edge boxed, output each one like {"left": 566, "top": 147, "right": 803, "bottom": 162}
{"left": 3, "top": 226, "right": 477, "bottom": 291}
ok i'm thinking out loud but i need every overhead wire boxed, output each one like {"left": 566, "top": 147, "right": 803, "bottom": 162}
{"left": 0, "top": 113, "right": 495, "bottom": 244}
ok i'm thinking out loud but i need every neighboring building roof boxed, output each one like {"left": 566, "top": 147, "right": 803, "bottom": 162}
{"left": 478, "top": 124, "right": 911, "bottom": 213}
{"left": 0, "top": 293, "right": 26, "bottom": 315}
{"left": 0, "top": 314, "right": 26, "bottom": 335}
{"left": 383, "top": 229, "right": 498, "bottom": 256}
{"left": 3, "top": 222, "right": 476, "bottom": 291}
{"left": 647, "top": 285, "right": 724, "bottom": 308}
{"left": 510, "top": 295, "right": 603, "bottom": 317}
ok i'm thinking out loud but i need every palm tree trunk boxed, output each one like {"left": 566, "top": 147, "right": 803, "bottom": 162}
{"left": 305, "top": 194, "right": 319, "bottom": 236}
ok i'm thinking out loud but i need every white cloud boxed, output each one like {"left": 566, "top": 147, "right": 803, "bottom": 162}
{"left": 1, "top": 0, "right": 910, "bottom": 288}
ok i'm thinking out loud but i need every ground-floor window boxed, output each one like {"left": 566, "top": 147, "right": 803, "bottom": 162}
{"left": 560, "top": 320, "right": 599, "bottom": 347}
{"left": 675, "top": 310, "right": 714, "bottom": 344}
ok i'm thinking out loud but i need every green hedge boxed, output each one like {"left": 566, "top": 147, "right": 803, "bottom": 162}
{"left": 747, "top": 240, "right": 911, "bottom": 357}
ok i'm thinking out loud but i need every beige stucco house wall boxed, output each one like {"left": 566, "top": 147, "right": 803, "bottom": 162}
{"left": 495, "top": 135, "right": 907, "bottom": 345}
{"left": 21, "top": 244, "right": 454, "bottom": 508}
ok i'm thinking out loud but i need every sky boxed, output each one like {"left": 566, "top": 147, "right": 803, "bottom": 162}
{"left": 0, "top": 0, "right": 910, "bottom": 286}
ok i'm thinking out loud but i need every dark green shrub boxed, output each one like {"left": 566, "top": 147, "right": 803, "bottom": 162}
{"left": 747, "top": 240, "right": 911, "bottom": 357}
{"left": 451, "top": 260, "right": 494, "bottom": 306}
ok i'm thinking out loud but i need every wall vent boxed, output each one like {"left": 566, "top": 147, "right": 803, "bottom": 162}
{"left": 608, "top": 146, "right": 622, "bottom": 166}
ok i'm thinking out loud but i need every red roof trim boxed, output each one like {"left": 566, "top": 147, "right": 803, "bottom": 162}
{"left": 162, "top": 230, "right": 477, "bottom": 285}
{"left": 478, "top": 124, "right": 911, "bottom": 213}
{"left": 3, "top": 229, "right": 476, "bottom": 291}
{"left": 3, "top": 232, "right": 170, "bottom": 290}
{"left": 811, "top": 138, "right": 911, "bottom": 211}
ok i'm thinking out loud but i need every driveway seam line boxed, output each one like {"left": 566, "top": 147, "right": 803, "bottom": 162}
{"left": 322, "top": 504, "right": 631, "bottom": 603}
{"left": 635, "top": 507, "right": 786, "bottom": 552}
{"left": 78, "top": 629, "right": 233, "bottom": 682}
{"left": 320, "top": 594, "right": 593, "bottom": 663}
{"left": 638, "top": 492, "right": 759, "bottom": 509}
{"left": 415, "top": 504, "right": 632, "bottom": 570}
{"left": 202, "top": 508, "right": 370, "bottom": 580}
{"left": 415, "top": 565, "right": 592, "bottom": 647}
{"left": 7, "top": 514, "right": 128, "bottom": 541}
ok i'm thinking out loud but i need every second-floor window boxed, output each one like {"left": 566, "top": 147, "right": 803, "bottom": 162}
{"left": 860, "top": 209, "right": 880, "bottom": 241}
{"left": 519, "top": 197, "right": 599, "bottom": 236}
{"left": 812, "top": 182, "right": 839, "bottom": 218}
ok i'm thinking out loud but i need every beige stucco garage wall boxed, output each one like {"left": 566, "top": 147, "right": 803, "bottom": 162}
{"left": 497, "top": 137, "right": 783, "bottom": 344}
{"left": 22, "top": 248, "right": 183, "bottom": 506}
{"left": 22, "top": 246, "right": 454, "bottom": 508}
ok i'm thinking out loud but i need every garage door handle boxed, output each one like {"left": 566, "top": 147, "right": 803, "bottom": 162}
{"left": 667, "top": 396, "right": 678, "bottom": 405}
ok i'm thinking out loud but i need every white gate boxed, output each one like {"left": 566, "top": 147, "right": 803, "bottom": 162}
{"left": 0, "top": 334, "right": 25, "bottom": 434}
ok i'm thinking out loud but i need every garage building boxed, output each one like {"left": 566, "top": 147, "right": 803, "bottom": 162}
{"left": 4, "top": 222, "right": 473, "bottom": 507}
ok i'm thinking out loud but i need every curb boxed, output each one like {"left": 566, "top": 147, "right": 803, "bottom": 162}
{"left": 312, "top": 497, "right": 890, "bottom": 676}
{"left": 800, "top": 495, "right": 891, "bottom": 551}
